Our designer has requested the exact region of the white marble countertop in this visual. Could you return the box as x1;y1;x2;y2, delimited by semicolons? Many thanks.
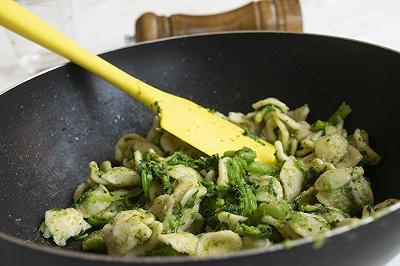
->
0;0;400;265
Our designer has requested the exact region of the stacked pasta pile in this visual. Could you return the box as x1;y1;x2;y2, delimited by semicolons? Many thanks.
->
40;98;397;256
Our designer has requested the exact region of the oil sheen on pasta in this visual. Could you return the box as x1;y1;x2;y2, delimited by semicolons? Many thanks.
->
39;98;398;256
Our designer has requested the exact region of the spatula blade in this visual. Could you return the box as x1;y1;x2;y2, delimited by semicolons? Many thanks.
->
155;96;276;164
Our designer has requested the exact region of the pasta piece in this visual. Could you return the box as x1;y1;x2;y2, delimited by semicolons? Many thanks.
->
316;190;354;214
40;208;91;246
336;218;361;227
374;199;399;212
261;116;277;143
314;133;348;164
101;209;154;255
148;195;175;221
127;221;164;256
284;212;329;238
228;112;257;132
316;176;373;214
279;157;305;201
249;175;284;203
252;97;289;113
299;153;315;163
335;116;344;133
362;205;375;219
117;209;155;225
167;165;202;181
288;104;310;122
348;177;374;209
352;129;381;165
115;133;163;162
146;116;162;145
158;233;198;255
100;161;112;172
336;145;363;168
217;157;230;186
274;141;289;161
302;204;347;227
295;187;318;206
274;116;290;152
76;185;113;218
179;201;202;231
324;125;338;136
217;211;248;226
73;182;90;203
289;138;298;157
133;150;142;169
242;236;270;249
102;221;152;255
296;121;313;141
88;161;140;188
314;167;364;192
195;230;242;256
273;111;302;130
101;167;140;188
205;169;217;182
169;176;199;205
148;180;162;203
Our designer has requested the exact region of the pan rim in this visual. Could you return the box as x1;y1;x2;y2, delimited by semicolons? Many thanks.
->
1;30;400;263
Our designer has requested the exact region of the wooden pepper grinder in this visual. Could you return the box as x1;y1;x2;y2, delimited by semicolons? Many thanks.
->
135;0;302;42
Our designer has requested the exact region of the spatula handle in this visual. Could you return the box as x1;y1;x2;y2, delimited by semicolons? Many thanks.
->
0;0;165;111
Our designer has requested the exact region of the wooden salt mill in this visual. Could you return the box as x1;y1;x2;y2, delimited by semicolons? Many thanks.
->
135;0;302;42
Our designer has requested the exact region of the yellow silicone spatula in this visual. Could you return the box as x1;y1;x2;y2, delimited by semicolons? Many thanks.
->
0;0;276;164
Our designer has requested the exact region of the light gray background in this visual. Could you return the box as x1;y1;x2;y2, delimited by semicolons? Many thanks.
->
0;1;399;264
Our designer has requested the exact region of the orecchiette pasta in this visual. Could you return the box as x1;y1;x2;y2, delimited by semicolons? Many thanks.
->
40;208;91;246
279;158;305;201
158;233;198;255
41;97;396;258
195;230;242;256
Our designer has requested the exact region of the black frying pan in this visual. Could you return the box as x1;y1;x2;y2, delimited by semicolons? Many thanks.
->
1;32;400;266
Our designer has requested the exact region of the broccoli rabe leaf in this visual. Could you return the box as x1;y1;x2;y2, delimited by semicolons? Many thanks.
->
226;157;246;185
195;154;220;170
233;224;283;242
82;230;107;253
138;160;170;195
164;152;198;168
163;151;220;172
237;185;257;217
138;162;154;197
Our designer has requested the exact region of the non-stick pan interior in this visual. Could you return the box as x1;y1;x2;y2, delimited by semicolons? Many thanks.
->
1;32;400;249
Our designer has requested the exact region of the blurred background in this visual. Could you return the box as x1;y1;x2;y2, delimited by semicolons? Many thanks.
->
0;0;400;92
0;0;399;265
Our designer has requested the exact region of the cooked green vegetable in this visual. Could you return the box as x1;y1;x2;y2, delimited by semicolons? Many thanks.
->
327;103;352;125
82;230;107;253
311;103;352;131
